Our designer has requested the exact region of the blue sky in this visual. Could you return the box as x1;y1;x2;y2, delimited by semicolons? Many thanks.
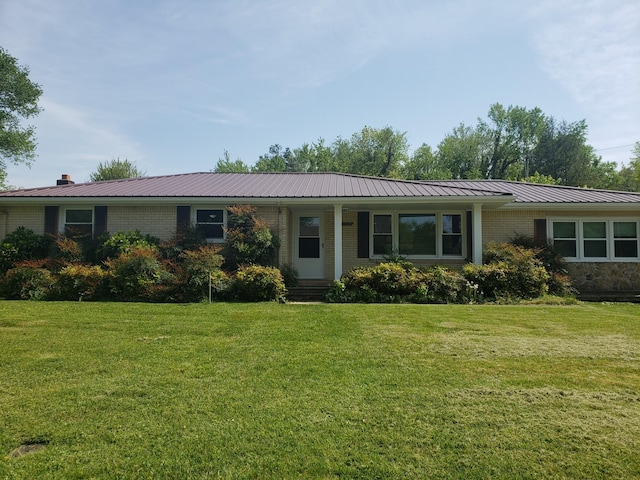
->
1;0;638;188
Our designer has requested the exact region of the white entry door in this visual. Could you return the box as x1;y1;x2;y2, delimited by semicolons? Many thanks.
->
294;214;324;279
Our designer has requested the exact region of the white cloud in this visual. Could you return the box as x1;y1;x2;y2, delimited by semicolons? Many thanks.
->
529;0;640;162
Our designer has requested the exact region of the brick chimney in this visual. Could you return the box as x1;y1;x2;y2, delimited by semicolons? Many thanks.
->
57;174;75;185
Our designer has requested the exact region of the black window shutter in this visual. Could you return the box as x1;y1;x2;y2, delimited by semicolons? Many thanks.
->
466;211;473;261
176;206;191;232
357;211;370;258
44;206;59;237
94;206;108;238
534;219;547;246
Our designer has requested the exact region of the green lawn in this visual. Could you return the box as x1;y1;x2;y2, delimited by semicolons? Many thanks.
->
1;301;638;479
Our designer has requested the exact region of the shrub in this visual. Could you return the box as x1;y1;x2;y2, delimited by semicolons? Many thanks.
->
55;264;110;301
510;233;569;276
0;262;56;300
279;263;299;288
53;237;84;265
223;205;278;269
96;231;160;262
104;246;173;302
463;242;549;300
172;245;226;302
0;227;53;274
342;262;422;298
230;265;286;302
419;266;470;304
331;262;472;304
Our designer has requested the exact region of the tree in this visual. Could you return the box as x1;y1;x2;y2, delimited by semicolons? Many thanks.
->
529;119;614;188
477;104;547;180
0;47;43;186
336;126;409;177
213;150;250;173
617;142;640;192
435;124;484;179
89;157;145;182
401;143;451;180
252;144;288;172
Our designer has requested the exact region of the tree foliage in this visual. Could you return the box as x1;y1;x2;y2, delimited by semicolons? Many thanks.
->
213;104;634;190
0;47;43;185
89;157;145;182
213;150;250;173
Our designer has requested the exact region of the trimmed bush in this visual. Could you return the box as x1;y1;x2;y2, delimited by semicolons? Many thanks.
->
173;245;226;302
418;266;471;304
55;264;110;301
329;262;473;304
230;265;286;302
104;246;173;302
462;242;549;300
0;227;52;274
0;262;56;300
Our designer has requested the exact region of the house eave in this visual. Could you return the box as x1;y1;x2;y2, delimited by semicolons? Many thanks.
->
502;202;640;211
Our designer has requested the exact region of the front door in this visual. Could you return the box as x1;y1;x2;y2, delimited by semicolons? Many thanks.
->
294;214;324;279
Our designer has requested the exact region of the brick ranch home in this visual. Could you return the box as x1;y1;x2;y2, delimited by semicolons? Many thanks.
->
1;172;640;292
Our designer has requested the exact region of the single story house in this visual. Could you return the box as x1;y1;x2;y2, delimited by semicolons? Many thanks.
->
1;172;640;292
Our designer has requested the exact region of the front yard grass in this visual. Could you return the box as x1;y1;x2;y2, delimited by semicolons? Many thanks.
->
1;301;638;479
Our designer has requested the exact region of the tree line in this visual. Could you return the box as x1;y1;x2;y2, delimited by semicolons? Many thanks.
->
214;104;640;191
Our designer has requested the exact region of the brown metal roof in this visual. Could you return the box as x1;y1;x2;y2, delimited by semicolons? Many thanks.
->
1;173;639;205
422;180;640;204
0;172;510;199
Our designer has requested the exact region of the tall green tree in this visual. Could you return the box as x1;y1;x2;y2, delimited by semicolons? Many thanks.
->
435;124;484;179
477;104;547;180
252;144;289;172
529;119;615;188
337;126;409;177
617;142;640;192
0;47;43;187
401;144;450;180
89;158;145;182
213;150;250;173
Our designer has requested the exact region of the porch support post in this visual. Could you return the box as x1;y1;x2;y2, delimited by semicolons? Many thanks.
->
472;203;483;264
333;204;343;280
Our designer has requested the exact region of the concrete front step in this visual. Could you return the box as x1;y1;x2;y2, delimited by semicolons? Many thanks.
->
287;286;330;302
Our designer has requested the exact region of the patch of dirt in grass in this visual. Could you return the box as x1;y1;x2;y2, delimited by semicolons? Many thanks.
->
8;440;48;458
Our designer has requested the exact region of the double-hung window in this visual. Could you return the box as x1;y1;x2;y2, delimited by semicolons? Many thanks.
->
64;208;93;238
372;212;464;258
196;208;225;241
551;219;639;261
373;214;393;255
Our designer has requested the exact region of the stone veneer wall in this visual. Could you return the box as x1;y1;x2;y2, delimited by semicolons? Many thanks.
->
567;263;640;291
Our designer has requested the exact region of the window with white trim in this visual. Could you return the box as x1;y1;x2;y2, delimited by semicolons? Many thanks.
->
195;208;225;241
371;212;464;258
63;208;93;238
551;219;639;261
